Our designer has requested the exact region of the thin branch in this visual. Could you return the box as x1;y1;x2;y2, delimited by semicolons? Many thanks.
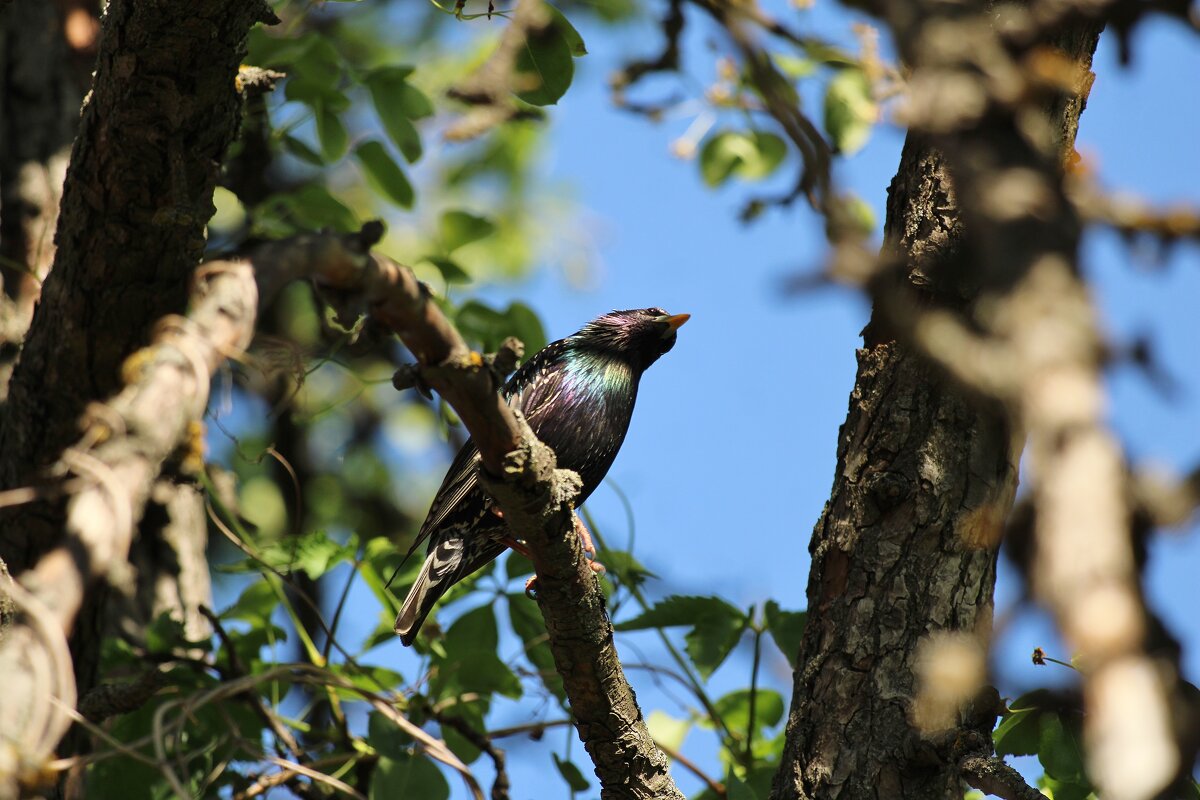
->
959;755;1044;800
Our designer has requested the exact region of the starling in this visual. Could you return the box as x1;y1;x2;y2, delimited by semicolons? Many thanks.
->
394;308;689;645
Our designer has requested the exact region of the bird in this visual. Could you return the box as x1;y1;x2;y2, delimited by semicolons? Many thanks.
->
394;307;690;645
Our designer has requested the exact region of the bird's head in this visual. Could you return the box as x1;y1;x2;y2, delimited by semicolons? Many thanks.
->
572;308;690;371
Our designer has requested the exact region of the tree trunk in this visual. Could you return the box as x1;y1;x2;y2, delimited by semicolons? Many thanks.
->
771;20;1104;800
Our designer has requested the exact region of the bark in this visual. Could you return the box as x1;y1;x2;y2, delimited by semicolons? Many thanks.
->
0;0;276;570
771;19;1104;800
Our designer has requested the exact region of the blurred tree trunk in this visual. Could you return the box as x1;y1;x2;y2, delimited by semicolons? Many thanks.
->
770;21;1104;800
0;4;272;786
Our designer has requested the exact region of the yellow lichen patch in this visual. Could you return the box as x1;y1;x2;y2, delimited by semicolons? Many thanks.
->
181;420;206;475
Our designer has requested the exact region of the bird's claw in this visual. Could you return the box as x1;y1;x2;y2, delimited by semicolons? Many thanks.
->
524;575;539;599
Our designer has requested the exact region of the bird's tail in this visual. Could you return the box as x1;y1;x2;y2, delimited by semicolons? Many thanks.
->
394;539;462;646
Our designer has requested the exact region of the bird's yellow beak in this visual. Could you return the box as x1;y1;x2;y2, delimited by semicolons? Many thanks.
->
661;313;690;332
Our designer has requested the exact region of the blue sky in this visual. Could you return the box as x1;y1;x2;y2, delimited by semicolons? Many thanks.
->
227;6;1200;797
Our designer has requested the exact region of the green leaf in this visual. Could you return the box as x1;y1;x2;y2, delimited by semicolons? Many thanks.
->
355;141;415;208
506;551;534;579
1038;712;1087;784
699;131;788;187
763;601;807;668
508;592;564;700
710;688;785;734
647;711;690;752
772;52;817;79
221;581;279;625
439;604;522;699
552;753;590;792
615;595;748;678
725;768;762;800
546;4;587;56
1037;774;1095;800
370;755;449;800
282;134;325;166
367;710;414;759
284;185;359;232
503;301;546;354
423;256;472;284
365;66;430;163
439;210;497;253
823;67;876;155
315;102;349;162
993;706;1040;757
455;300;508;349
515;20;575;106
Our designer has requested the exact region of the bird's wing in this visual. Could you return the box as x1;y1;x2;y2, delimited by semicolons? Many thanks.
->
407;339;573;558
407;439;485;557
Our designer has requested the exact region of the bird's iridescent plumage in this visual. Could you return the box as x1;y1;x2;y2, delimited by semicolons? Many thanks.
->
394;308;688;645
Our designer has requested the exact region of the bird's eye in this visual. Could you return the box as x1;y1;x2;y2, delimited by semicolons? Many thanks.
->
646;307;667;317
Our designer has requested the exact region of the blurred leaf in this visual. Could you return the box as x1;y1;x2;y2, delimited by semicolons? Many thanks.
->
280;185;359;233
764;601;807;668
144;613;188;655
1037;774;1095;800
220;530;354;580
456;300;508;350
614;595;747;678
553;753;590;792
504;301;547;353
439;210;497;253
370;755;449;800
773;53;817;79
506;551;534;579
830;192;876;236
802;40;859;67
423;256;472;284
595;548;657;589
725;767;762;800
994;706;1040;757
356;141;415;208
709;688;785;734
315;102;349;162
823;67;876;155
546;4;587;56
1038;712;1087;784
365;66;429;162
647;710;690;751
440;702;487;764
515;18;575;106
220;580;278;624
368;710;414;759
508;591;565;700
282;134;324;166
699;131;787;187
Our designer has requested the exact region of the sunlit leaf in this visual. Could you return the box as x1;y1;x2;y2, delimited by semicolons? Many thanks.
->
709;688;785;734
823;67;876;155
365;66;430;162
282;134;324;166
699;131;788;187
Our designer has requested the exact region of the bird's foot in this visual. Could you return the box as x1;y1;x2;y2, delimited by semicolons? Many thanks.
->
573;515;597;559
524;575;539;599
499;535;533;560
574;515;606;573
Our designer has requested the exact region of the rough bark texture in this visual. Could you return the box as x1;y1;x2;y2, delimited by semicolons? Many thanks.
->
771;19;1104;800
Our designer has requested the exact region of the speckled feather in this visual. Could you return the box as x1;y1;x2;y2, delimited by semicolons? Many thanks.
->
394;308;685;645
